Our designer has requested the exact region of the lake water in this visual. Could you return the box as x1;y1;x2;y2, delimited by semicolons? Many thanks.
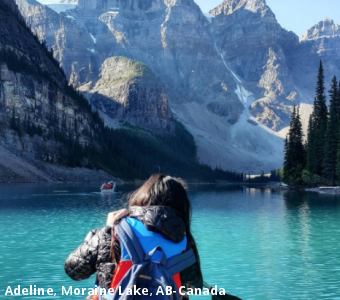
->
1;184;340;300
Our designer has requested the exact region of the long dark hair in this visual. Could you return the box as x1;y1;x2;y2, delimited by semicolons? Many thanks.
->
110;174;198;268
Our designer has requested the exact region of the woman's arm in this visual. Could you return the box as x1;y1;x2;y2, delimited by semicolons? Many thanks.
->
64;209;128;282
64;228;101;281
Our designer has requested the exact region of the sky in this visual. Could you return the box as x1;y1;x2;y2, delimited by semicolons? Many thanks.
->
38;0;340;38
196;0;340;37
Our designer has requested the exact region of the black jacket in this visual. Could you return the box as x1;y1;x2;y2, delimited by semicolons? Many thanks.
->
64;206;203;291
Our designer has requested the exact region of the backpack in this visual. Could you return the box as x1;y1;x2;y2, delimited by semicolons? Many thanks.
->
100;218;197;300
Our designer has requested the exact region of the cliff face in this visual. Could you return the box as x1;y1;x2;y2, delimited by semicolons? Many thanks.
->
0;0;94;175
210;0;300;131
84;57;174;132
0;0;84;129
15;0;61;47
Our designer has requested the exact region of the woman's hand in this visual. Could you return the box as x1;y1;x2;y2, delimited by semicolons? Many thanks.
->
106;209;128;225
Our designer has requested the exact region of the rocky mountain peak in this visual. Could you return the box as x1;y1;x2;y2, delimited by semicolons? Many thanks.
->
209;0;269;16
76;0;199;13
300;18;340;41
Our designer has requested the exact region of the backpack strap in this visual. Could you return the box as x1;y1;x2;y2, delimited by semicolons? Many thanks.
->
145;246;167;266
115;218;145;264
165;248;197;275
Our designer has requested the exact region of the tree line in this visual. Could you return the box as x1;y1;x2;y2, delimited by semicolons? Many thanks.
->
283;61;340;186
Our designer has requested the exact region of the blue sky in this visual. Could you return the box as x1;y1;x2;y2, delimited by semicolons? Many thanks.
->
196;0;340;37
38;0;340;37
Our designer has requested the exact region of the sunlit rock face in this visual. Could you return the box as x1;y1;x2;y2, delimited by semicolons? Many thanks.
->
301;18;340;42
83;57;174;132
210;0;300;131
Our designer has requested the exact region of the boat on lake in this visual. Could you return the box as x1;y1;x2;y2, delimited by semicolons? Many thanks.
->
100;181;120;193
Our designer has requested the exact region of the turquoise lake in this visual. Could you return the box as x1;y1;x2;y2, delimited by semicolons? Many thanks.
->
1;184;340;300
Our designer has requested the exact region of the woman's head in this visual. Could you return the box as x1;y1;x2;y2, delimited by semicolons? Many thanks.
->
111;174;197;264
128;174;191;225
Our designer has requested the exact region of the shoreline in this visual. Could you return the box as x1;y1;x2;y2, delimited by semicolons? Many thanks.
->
305;186;340;195
273;183;340;195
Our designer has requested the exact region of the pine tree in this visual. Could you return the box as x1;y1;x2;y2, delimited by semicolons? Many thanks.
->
283;136;290;183
283;106;305;184
313;60;328;175
323;76;339;182
291;106;305;181
306;101;317;174
336;80;340;181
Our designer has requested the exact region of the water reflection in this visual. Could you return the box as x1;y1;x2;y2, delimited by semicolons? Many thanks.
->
282;190;340;299
283;190;340;208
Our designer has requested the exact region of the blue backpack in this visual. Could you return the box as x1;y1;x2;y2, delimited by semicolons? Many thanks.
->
101;218;197;300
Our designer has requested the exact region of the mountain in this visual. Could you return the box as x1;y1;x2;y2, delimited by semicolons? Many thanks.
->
210;0;340;135
288;18;340;101
210;0;300;132
301;18;340;42
1;0;234;182
14;0;340;173
15;0;285;173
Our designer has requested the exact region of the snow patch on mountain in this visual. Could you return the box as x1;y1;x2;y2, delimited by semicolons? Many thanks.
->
219;52;252;107
90;34;97;44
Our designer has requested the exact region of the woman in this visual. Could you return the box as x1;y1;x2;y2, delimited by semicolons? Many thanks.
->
64;174;203;298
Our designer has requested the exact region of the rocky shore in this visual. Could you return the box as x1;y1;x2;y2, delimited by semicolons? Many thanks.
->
305;186;340;195
269;183;340;195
